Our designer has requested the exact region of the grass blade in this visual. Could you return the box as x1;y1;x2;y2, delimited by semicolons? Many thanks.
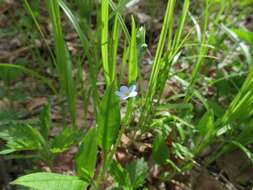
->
139;0;176;127
128;16;138;85
0;63;56;93
110;14;120;82
46;0;77;124
101;0;110;84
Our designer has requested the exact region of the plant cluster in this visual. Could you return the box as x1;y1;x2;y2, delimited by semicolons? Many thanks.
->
0;0;253;189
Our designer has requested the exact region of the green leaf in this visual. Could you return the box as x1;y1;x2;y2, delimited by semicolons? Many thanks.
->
194;110;216;155
0;109;20;122
165;159;182;172
0;64;23;82
128;16;138;85
126;158;148;189
76;0;92;20
222;25;252;65
197;110;215;136
232;28;253;44
240;0;253;6
207;100;225;118
97;84;120;153
46;0;77;123
58;0;90;57
110;14;120;82
39;104;51;140
172;143;193;160
236;120;253;145
231;141;253;163
0;63;56;93
50;127;82;154
152;135;170;165
12;172;87;190
139;0;177;126
75;127;97;178
110;158;148;189
0;124;44;154
109;0;131;43
110;160;130;188
101;0;110;84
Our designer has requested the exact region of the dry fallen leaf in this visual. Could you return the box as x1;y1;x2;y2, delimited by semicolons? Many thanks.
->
26;97;47;112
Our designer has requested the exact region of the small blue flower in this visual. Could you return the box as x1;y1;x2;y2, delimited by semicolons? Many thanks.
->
115;85;138;100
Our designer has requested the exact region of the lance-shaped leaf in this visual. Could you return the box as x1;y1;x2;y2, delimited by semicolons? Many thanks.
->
101;0;110;84
97;84;120;153
75;127;98;179
12;172;87;190
128;16;138;85
194;110;216;155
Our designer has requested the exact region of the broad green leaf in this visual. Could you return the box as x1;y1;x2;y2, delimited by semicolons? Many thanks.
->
152;135;170;165
75;127;97;178
39;104;51;140
12;172;87;190
50;127;82;154
97;84;120;153
126;158;148;189
128;16;138;85
0;124;44;154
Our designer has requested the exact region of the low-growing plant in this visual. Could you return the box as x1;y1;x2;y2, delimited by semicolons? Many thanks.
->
0;0;253;189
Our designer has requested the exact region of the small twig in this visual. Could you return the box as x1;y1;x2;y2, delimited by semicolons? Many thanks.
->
0;45;34;60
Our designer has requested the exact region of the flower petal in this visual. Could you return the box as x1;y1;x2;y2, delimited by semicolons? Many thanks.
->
120;86;129;93
115;91;124;97
121;96;128;100
129;91;138;98
129;85;137;93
